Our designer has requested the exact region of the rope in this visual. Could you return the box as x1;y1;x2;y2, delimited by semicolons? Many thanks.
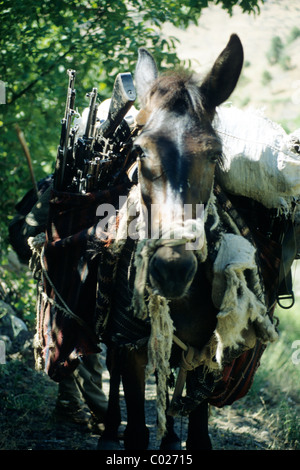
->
132;219;204;321
28;234;97;340
131;218;206;438
145;293;174;439
169;335;207;416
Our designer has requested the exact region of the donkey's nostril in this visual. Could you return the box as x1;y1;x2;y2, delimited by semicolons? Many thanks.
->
150;255;168;286
179;261;197;285
149;247;197;299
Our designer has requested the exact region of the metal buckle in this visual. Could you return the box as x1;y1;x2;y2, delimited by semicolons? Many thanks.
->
277;292;295;309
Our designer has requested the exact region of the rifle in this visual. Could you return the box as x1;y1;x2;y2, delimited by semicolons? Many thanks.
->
54;70;136;193
71;87;98;192
53;69;76;190
98;72;136;138
71;72;136;193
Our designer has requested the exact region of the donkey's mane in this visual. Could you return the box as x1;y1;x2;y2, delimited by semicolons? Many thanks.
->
148;71;205;116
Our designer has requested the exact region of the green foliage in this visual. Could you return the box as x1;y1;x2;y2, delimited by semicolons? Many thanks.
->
266;36;284;65
0;252;37;327
287;26;300;44
266;34;292;71
261;69;272;86
0;0;263;253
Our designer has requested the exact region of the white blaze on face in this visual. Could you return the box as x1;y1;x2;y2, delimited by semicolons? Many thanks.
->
149;186;205;251
149;183;182;240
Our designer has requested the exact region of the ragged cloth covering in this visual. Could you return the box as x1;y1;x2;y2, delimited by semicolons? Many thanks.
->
214;105;300;215
204;184;279;371
211;233;277;367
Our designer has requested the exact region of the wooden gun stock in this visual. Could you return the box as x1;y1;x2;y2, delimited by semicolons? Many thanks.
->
99;72;136;138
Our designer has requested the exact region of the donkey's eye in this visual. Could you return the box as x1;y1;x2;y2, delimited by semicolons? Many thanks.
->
139;148;150;160
133;144;143;155
209;152;221;163
133;143;148;160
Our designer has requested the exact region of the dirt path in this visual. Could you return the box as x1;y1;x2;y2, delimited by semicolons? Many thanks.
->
0;343;295;452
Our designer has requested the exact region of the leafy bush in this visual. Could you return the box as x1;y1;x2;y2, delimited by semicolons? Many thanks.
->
287;26;300;43
261;70;273;86
266;34;292;70
267;36;285;65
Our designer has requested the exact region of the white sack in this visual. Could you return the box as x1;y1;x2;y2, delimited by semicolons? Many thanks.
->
213;105;300;214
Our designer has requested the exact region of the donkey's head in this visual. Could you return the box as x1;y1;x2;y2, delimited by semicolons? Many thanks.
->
133;35;243;299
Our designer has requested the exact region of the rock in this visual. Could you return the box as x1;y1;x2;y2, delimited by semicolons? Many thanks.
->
0;300;28;340
7;251;23;272
11;329;33;358
0;300;33;364
0;334;12;353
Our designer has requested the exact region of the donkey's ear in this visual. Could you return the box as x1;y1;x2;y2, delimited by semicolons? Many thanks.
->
135;48;158;107
200;34;243;110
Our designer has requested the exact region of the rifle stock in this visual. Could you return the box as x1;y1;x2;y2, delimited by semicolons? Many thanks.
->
99;72;136;138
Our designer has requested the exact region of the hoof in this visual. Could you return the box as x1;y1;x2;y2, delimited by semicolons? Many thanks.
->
160;441;182;450
186;436;212;450
160;436;181;450
97;438;122;450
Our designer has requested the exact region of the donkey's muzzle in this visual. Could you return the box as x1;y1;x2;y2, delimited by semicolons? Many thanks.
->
149;245;197;299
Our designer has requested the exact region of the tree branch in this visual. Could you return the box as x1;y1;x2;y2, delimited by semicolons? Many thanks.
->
8;45;76;105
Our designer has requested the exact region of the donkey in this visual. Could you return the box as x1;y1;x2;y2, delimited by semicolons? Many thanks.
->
100;34;245;450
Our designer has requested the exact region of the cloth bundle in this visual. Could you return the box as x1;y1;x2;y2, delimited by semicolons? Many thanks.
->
214;105;300;215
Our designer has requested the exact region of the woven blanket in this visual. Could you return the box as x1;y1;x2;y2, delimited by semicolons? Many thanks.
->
34;184;129;381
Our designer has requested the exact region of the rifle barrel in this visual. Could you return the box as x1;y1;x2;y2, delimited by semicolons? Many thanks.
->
54;69;77;190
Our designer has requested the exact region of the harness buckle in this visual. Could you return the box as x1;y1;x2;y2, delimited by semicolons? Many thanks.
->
277;292;295;310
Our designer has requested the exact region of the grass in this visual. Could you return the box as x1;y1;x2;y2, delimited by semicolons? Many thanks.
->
0;249;37;328
0;359;58;450
242;267;300;449
209;263;300;450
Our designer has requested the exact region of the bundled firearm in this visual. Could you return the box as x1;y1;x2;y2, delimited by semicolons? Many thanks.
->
53;69;136;193
54;69;76;191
